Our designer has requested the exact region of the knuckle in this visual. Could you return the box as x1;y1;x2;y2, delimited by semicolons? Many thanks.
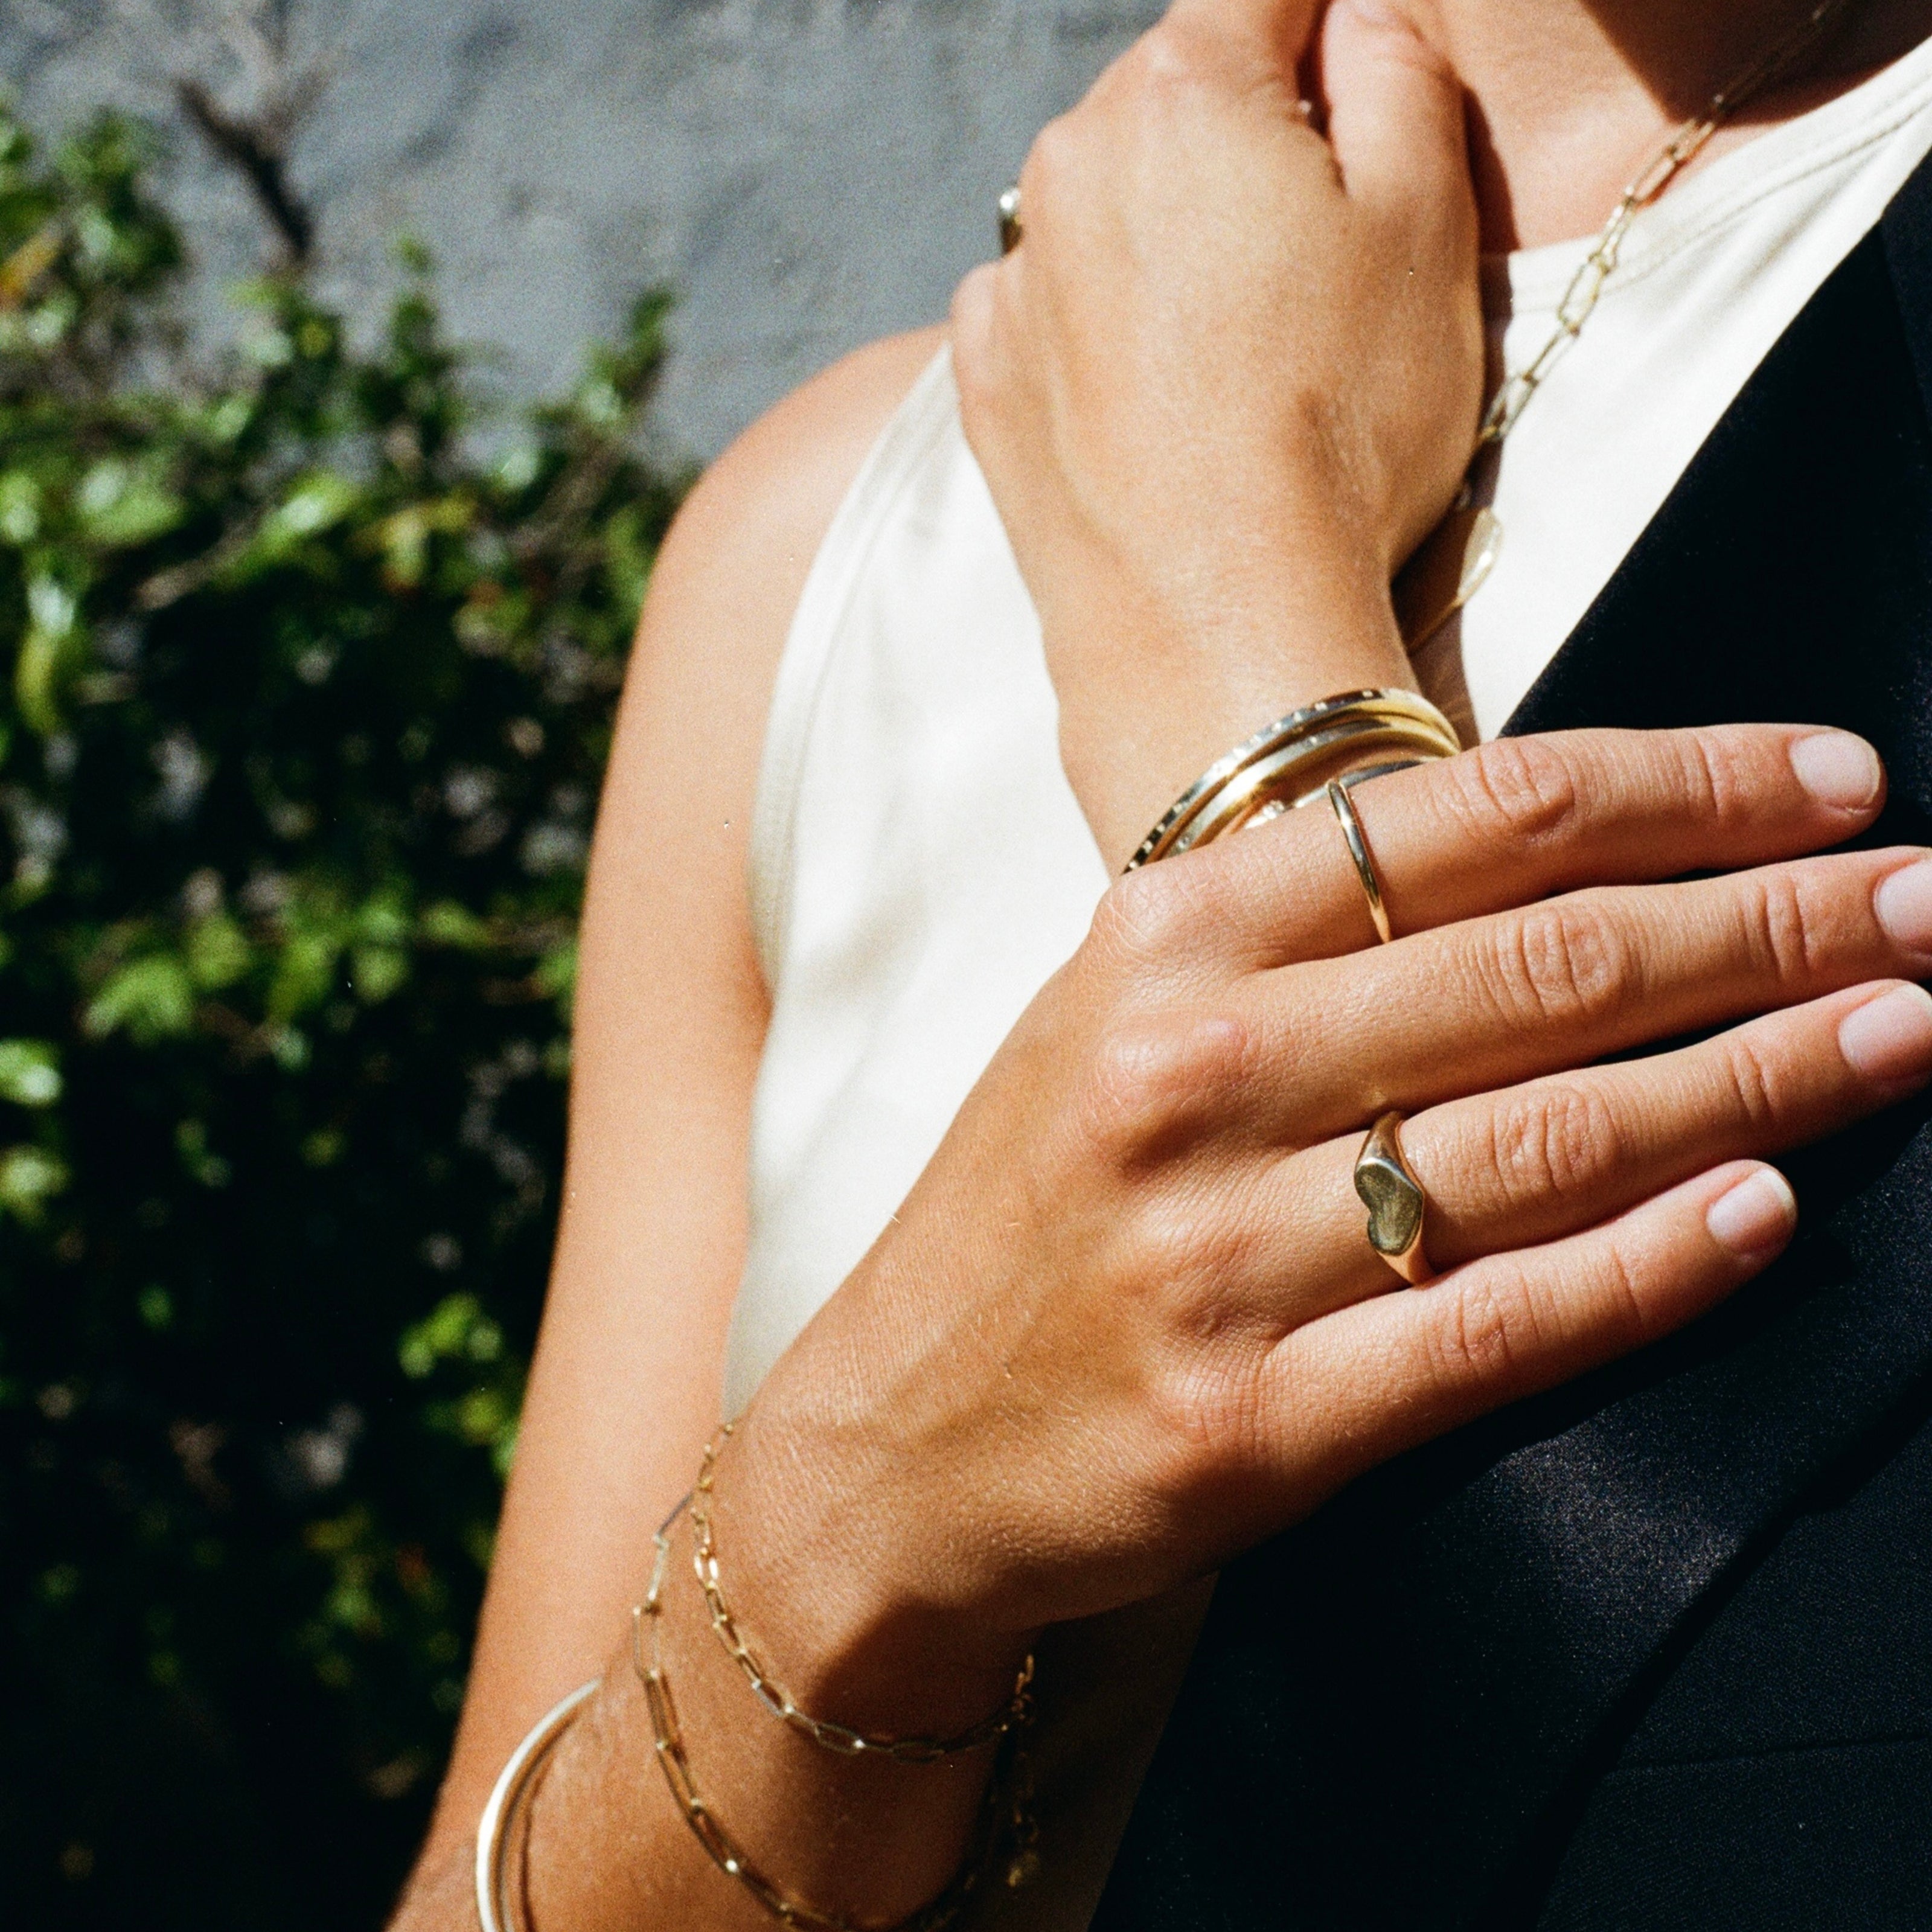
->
1022;112;1080;202
1123;24;1203;95
1674;726;1753;827
1737;866;1820;986
1431;1269;1542;1389
1713;1029;1784;1131
1486;898;1639;1030
1089;862;1212;971
1450;738;1584;851
1076;1007;1250;1163
1488;1081;1620;1208
1431;1229;1663;1400
1121;1196;1237;1314
1101;1213;1282;1492
1142;1347;1271;1493
1589;1235;1654;1343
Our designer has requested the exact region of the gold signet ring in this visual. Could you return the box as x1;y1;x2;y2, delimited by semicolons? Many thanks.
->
998;185;1023;255
1354;1111;1433;1286
1327;776;1393;945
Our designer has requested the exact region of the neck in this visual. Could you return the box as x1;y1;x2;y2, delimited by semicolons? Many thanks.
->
1398;0;1932;249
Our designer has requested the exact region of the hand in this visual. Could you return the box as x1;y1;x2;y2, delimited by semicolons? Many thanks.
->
717;727;1932;1737
952;0;1483;864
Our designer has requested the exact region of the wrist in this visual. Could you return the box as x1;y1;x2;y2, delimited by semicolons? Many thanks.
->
1046;543;1415;869
700;1400;1039;1748
561;1485;1010;1931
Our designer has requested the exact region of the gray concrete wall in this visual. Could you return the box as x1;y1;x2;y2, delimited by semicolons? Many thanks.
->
2;0;1159;459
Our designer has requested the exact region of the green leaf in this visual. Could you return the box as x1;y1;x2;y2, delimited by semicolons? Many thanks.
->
16;573;81;734
268;930;341;1021
185;912;252;991
0;100;683;1889
534;938;577;1005
353;894;411;948
0;1039;60;1107
601;501;655;625
398;1293;484;1379
350;944;408;1003
242;471;362;570
15;623;66;736
0;1144;68;1221
83;955;195;1043
173;1118;231;1188
76;458;184;548
0;472;42;545
418;901;488;950
269;1026;310;1072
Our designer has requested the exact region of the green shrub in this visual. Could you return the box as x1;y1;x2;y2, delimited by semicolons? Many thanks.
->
0;104;685;1925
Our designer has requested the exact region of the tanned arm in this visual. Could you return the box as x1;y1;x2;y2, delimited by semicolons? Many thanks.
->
394;324;944;1925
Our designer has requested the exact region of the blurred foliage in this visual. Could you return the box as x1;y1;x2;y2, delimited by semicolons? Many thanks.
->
0;104;685;1925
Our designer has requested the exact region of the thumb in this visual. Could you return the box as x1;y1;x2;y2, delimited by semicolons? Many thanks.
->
1320;0;1471;216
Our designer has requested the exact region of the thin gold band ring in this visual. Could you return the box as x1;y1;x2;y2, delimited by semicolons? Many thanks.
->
1326;776;1393;945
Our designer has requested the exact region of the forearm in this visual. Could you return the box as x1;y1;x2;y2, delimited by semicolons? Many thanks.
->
396;1243;1044;1932
501;1496;1005;1932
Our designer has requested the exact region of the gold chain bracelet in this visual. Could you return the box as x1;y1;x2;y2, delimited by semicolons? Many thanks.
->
635;1501;1040;1930
690;1425;1035;1764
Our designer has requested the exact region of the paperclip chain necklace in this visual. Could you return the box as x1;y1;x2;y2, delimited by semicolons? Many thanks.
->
1395;0;1860;648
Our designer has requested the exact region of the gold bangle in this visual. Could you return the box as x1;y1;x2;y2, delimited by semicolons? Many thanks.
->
635;1502;1040;1931
475;1678;599;1932
689;1424;1034;1762
1180;719;1454;850
1124;688;1459;871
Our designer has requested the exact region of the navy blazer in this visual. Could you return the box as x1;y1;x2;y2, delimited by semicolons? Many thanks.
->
1095;145;1932;1932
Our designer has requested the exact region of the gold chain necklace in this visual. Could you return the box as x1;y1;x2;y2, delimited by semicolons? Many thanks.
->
1395;0;1861;648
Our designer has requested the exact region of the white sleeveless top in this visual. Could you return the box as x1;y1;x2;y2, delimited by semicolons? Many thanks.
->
724;38;1932;1927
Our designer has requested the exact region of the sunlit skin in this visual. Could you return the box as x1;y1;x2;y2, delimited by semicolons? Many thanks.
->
391;4;1932;1927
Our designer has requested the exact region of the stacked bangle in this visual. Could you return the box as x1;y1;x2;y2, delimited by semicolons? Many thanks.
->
1124;687;1460;871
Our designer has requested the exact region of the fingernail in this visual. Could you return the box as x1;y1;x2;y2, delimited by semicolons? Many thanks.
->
1875;861;1932;955
1706;1168;1797;1258
1838;981;1932;1081
1790;731;1882;809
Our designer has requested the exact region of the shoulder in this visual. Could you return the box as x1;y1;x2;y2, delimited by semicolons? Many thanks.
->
587;320;951;1011
598;319;949;985
639;322;949;699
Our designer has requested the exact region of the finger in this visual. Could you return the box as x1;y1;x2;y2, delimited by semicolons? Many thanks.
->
1238;844;1932;1138
1117;724;1887;974
1317;0;1468;217
1162;0;1323;72
1252;979;1932;1320
1259;1160;1796;1505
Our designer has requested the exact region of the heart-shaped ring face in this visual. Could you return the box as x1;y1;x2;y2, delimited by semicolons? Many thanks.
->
1355;1150;1424;1258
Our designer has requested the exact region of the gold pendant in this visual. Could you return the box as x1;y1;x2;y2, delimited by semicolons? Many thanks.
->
1394;500;1502;650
